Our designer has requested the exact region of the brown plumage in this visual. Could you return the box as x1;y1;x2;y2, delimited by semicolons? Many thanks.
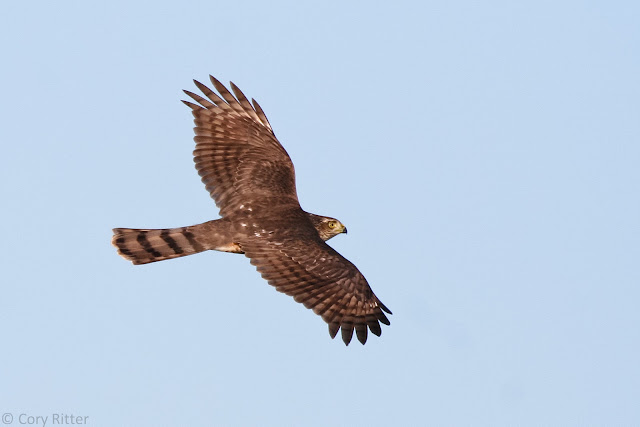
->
112;76;391;345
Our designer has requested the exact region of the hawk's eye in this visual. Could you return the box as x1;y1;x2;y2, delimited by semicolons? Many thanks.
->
327;221;337;229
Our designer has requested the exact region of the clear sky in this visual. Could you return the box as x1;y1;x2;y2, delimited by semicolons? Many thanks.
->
1;1;639;426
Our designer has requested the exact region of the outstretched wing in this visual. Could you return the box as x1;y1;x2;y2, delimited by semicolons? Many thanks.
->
241;234;392;345
183;76;300;217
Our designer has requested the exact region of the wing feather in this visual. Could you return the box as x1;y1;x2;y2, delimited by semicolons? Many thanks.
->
193;79;232;111
230;82;262;125
208;75;247;115
251;99;273;131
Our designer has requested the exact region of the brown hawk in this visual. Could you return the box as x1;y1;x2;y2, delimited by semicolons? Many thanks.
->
112;76;391;345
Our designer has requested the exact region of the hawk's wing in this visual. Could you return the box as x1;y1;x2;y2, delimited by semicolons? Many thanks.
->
183;76;300;217
241;234;392;345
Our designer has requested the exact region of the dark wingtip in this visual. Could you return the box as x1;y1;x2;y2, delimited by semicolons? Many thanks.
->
209;74;225;89
376;310;391;326
369;323;382;337
355;326;368;344
181;100;200;110
379;301;392;315
328;323;340;339
341;325;354;345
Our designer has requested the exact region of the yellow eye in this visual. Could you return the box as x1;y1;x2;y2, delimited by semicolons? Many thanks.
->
327;221;337;229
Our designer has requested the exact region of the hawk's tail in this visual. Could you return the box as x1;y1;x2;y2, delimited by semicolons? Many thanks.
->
112;226;208;265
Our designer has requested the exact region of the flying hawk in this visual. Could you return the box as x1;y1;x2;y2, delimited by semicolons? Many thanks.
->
112;76;391;345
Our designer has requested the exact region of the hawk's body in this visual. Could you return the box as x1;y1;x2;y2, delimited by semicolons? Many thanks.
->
112;76;391;345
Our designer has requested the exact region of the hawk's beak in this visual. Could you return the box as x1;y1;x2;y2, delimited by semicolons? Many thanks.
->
342;227;348;234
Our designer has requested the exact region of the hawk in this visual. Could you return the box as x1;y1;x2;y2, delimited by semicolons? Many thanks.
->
112;76;391;345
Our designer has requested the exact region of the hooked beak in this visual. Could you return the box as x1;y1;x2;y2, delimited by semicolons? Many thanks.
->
342;226;348;234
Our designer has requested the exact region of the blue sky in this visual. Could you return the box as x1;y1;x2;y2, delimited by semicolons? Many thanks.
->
1;1;639;425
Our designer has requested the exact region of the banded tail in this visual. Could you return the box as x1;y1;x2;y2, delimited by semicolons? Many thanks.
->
112;226;208;265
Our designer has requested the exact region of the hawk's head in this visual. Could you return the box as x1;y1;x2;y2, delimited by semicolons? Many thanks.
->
307;214;348;241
